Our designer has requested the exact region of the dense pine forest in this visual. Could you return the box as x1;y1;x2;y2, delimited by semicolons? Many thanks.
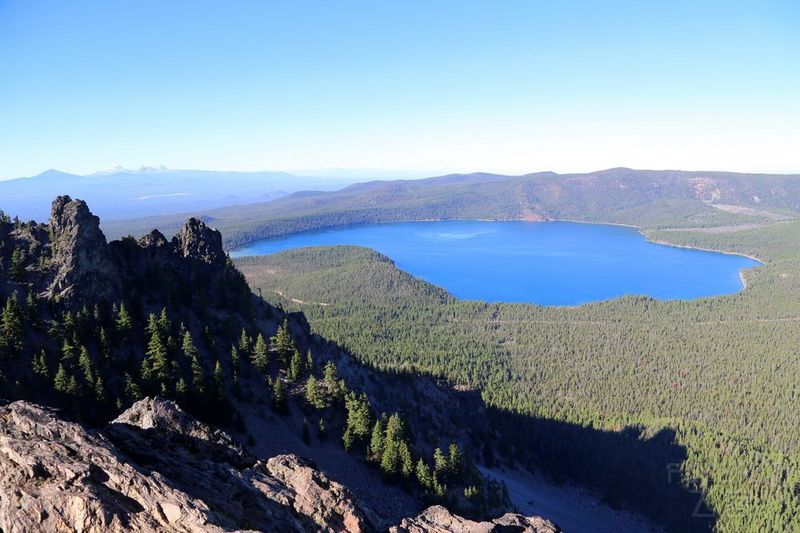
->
236;216;800;532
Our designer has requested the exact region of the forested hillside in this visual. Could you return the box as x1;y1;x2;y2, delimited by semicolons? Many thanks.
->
103;168;800;248
236;217;800;532
0;197;528;527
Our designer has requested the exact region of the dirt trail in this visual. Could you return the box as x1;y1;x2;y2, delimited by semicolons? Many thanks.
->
274;289;330;306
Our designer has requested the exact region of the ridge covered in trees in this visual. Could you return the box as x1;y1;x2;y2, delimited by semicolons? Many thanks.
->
0;198;509;522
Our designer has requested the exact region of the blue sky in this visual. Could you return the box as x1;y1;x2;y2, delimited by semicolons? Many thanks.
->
1;0;798;180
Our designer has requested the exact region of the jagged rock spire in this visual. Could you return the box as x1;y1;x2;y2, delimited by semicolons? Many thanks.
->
46;195;119;302
171;217;226;266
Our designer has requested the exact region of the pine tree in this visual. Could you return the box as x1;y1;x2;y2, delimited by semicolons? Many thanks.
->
142;330;171;386
230;345;240;382
124;373;143;402
272;377;287;412
305;375;328;409
24;289;38;325
271;319;294;365
448;442;463;479
94;375;105;402
32;349;49;377
323;360;338;383
115;302;133;342
416;458;432;489
238;328;251;355
380;439;400;477
176;377;188;397
182;331;198;360
61;339;76;363
369;414;387;461
98;327;111;360
288;348;304;381
399;441;414;479
252;333;269;373
343;392;373;449
9;246;25;280
78;346;95;385
433;447;448;477
0;295;23;356
190;354;205;393
432;473;447;498
53;364;70;394
306;349;314;370
214;360;225;400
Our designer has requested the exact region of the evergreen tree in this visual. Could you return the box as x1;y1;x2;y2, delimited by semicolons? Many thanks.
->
190;354;205;393
115;303;133;341
433;447;448;477
9;246;25;280
305;375;328;409
380;438;400;477
78;346;95;385
369;414;387;461
323;360;338;383
182;331;198;360
238;328;251;355
252;333;269;373
271;319;294;365
214;360;225;400
343;392;373;449
272;377;287;412
94;375;105;402
60;339;76;363
448;442;463;479
98;327;111;360
124;373;142;402
230;345;240;382
142;330;171;386
53;364;70;394
176;377;188;397
32;349;49;377
416;458;432;490
0;295;23;356
288;348;303;381
399;441;414;479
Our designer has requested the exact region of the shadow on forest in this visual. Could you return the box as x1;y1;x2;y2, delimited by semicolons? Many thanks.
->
484;407;717;533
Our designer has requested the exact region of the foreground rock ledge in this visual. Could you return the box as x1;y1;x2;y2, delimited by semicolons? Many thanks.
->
390;505;561;533
0;398;559;532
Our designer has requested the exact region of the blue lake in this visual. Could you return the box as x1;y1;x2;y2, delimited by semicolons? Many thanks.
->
231;220;761;306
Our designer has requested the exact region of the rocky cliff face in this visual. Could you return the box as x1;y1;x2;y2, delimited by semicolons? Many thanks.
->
172;217;227;266
47;195;120;302
0;398;559;533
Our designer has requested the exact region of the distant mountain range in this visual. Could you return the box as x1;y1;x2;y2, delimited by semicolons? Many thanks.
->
0;167;356;221
96;167;800;248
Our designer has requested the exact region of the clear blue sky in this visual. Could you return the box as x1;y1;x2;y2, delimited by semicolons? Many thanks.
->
1;0;798;179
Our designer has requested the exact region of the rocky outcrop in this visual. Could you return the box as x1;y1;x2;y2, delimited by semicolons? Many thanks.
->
390;505;561;533
0;400;214;533
172;217;226;266
46;195;119;301
0;398;374;532
266;454;373;532
0;398;557;532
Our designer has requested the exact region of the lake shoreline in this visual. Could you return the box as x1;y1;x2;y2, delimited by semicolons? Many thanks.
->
232;218;759;305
